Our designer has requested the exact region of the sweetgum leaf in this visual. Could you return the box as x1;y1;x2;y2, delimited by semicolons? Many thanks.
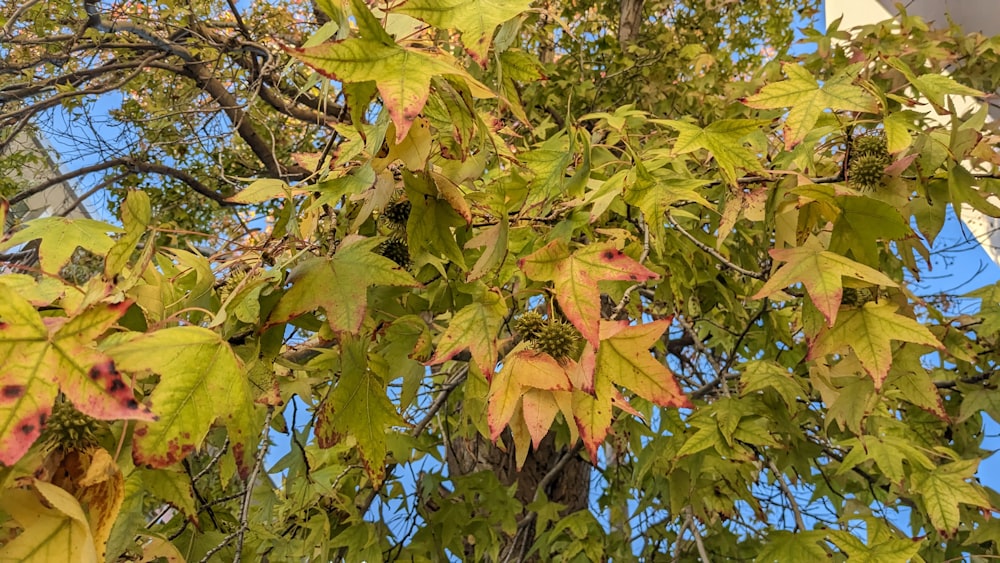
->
655;119;766;185
0;286;154;466
597;320;690;409
744;64;877;148
809;302;942;388
426;286;507;377
315;336;401;486
286;39;492;142
394;0;532;65
519;241;658;346
106;327;256;476
488;347;571;440
0;217;122;274
752;239;897;327
0;480;97;562
911;460;991;538
267;236;419;334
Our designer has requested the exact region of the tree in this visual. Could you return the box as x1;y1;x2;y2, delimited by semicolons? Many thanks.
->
1;0;1000;560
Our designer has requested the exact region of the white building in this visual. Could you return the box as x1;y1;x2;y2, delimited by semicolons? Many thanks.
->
825;0;1000;267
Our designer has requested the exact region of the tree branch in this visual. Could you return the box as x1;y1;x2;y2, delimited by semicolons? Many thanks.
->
666;211;767;280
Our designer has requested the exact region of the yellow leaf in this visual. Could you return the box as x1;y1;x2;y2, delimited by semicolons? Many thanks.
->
0;480;97;563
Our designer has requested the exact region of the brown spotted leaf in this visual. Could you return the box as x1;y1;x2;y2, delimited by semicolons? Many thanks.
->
106;327;256;476
0;285;154;466
519;241;659;346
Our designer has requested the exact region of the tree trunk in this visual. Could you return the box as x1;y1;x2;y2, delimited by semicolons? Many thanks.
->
446;431;590;559
619;0;644;45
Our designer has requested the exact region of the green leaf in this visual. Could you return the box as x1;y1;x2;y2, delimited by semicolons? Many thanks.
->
105;190;151;278
394;0;532;65
656;119;767;185
106;327;256;475
757;530;829;562
287;39;491;142
744;64;877;147
828;529;922;562
740;360;803;409
966;281;1000;335
810;302;942;388
315;335;402;486
519;241;659;346
829;196;912;267
0;217;122;274
911;460;991;538
753;238;897;327
268;236;419;334
427;286;507;377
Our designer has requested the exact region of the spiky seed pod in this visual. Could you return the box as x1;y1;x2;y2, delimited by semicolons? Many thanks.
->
41;400;102;451
514;311;546;340
841;287;875;307
377;238;411;268
533;321;581;360
848;153;886;192
852;133;890;165
382;200;411;228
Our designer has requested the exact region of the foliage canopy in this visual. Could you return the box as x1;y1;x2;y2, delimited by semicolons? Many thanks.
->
2;0;1000;560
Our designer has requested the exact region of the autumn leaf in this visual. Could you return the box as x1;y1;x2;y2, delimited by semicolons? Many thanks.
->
521;388;560;450
809;302;942;388
519;241;658;346
572;370;615;463
0;480;98;562
76;448;125;561
315;335;402;486
0;217;122;275
488;346;571;440
394;0;532;65
743;64;877;148
752;239;898;327
105;327;256;475
597;320;690;409
267;236;419;334
286;39;492;142
427;286;508;377
0;287;155;466
655;119;767;185
911;459;992;538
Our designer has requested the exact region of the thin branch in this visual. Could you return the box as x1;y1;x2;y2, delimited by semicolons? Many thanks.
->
610;211;651;319
683;507;711;563
232;405;274;563
767;459;806;531
665;211;766;280
411;367;468;438
192;437;230;483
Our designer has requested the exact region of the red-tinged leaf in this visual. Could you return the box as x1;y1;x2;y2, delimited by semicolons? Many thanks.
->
393;0;532;66
809;302;943;389
520;241;659;346
573;372;614;464
752;239;897;327
521;389;560;449
427;287;507;378
0;289;154;466
508;400;532;470
106;327;256;476
565;342;597;393
488;347;571;440
268;236;419;334
597;320;691;408
286;40;492;142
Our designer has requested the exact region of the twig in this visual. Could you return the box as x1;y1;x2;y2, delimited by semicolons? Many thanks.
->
198;530;241;563
665;211;766;280
683;507;711;563
767;459;806;531
233;405;274;563
610;212;652;320
676;315;730;397
411;367;468;438
193;437;230;483
516;440;585;530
